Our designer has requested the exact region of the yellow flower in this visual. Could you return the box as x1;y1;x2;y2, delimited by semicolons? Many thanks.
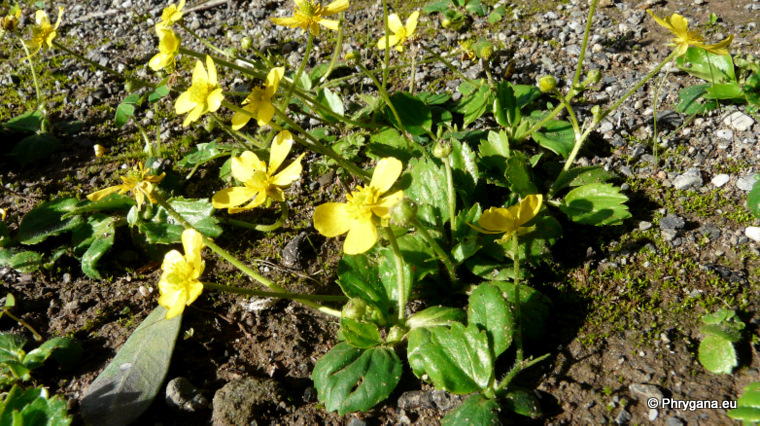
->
470;194;543;242
271;0;349;37
647;10;733;57
231;67;284;129
212;131;305;213
0;208;6;220
86;162;166;209
149;28;181;71
175;55;225;127
313;157;404;254
23;7;63;59
377;11;419;52
158;228;205;319
155;0;185;32
1;6;21;32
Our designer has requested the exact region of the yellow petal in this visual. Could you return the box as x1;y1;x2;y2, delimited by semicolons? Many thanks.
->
207;88;225;113
181;229;205;273
478;207;516;233
256;102;275;126
323;0;349;15
271;16;302;28
265;67;285;98
515;194;542;227
228;191;268;213
388;13;403;33
669;13;689;37
87;186;121;202
231;110;250;130
406;11;419;36
161;249;185;273
314;203;352;237
185;280;204;306
309;21;320;36
175;90;196;114
206;55;217;86
149;53;168;71
371;190;403;218
370;157;402;194
702;35;733;55
343;219;377;254
183;104;204;127
319;18;340;31
158;288;187;319
238;150;267;173
647;10;673;32
377;34;400;50
269;130;294;173
35;10;49;26
191;59;207;85
272;153;305;186
466;221;502;235
211;186;257;209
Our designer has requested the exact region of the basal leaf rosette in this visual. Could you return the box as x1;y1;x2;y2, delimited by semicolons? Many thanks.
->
314;157;403;254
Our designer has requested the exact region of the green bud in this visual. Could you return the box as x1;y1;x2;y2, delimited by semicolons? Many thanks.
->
538;75;557;93
391;198;417;227
473;40;493;60
204;118;216;133
342;298;368;321
584;69;602;86
433;141;452;158
441;17;452;29
241;36;253;50
344;51;360;62
386;325;407;343
591;105;602;120
124;81;134;93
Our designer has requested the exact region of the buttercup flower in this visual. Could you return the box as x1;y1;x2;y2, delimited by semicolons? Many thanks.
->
86;162;166;209
377;11;419;52
271;0;349;37
149;28;181;71
212;131;305;213
175;55;224;127
470;194;543;242
313;157;404;254
231;67;285;129
158;228;205;319
155;0;185;32
647;10;733;57
1;6;21;33
23;7;63;59
0;208;6;220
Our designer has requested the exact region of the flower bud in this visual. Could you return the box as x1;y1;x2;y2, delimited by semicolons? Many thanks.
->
204;118;216;133
433;141;452;158
441;17;452;29
391;198;417;227
386;325;406;343
584;69;602;86
591;105;601;118
538;75;557;93
344;51;360;62
473;40;493;60
342;298;368;321
240;36;252;50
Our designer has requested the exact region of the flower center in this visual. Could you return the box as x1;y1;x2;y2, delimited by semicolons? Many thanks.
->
296;0;321;17
246;169;271;192
346;185;380;222
189;81;213;104
249;86;267;103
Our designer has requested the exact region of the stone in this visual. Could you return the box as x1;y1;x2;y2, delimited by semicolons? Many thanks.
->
667;416;685;426
711;174;730;187
723;111;755;132
615;409;632;424
629;383;664;400
672;168;703;190
737;174;759;191
281;232;308;268
649;409;659;421
212;377;285;426
659;214;685;231
166;377;208;412
639;221;653;231
716;129;733;140
746;227;760;243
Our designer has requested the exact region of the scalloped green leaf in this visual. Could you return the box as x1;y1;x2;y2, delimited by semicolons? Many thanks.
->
337;255;391;314
404;157;449;228
559;183;631;226
130;197;222;244
552;166;615;193
488;280;552;341
406;307;466;330
23;338;82;371
3;110;43;133
747;177;760;219
450;139;479;198
11;133;60;166
452;80;491;127
504;152;538;197
532;120;574;158
676;47;736;83
728;382;760;422
468;283;514;357
313;343;402;415
0;335;26;364
441;394;500;426
698;334;737;374
504;388;543;418
0;385;72;426
340;318;383;349
385;92;432;136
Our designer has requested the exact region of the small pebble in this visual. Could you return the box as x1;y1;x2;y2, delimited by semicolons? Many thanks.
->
746;227;760;243
737;174;758;191
711;174;730;187
673;168;703;190
716;129;733;140
723;111;755;131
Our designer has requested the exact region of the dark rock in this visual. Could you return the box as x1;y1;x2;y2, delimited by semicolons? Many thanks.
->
166;377;208;412
212;377;285;426
281;232;308;268
615;409;632;424
659;214;685;231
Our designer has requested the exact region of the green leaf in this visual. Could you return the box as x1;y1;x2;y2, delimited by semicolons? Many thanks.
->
317;88;345;123
747;178;760;219
728;382;760;422
114;93;140;128
406;307;466;330
336;255;391;314
676;47;736;83
23;338;82;371
404;157;449;228
417;92;451;105
701;308;730;325
700;324;742;343
698;334;737;374
451;80;491;127
10;133;60;165
449;139;479;202
468;283;514;357
553;166;615;193
705;82;745;101
466;255;518;281
64;194;134;219
0;335;27;363
465;0;488;16
493;81;520;129
407;323;493;394
367;127;424;163
148;85;170;103
441;394;500;426
559;183;631;226
532;120;574;158
18;198;84;245
385;92;432;136
130;197;222;244
478;130;511;176
488;281;552;340
504;152;538;197
488;10;503;24
312;343;402;415
504;388;543;418
79;216;117;280
3;110;43;133
0;385;73;426
177;141;230;170
340;318;383;349
4;251;44;273
423;0;451;13
80;306;182;424
676;84;717;114
379;231;439;288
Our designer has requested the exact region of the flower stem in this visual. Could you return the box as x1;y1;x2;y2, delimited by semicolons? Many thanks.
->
1;309;43;342
409;217;457;285
151;192;340;317
202;282;347;304
572;0;598;87
384;228;407;322
381;0;391;91
319;12;344;85
443;157;456;237
220;202;289;232
16;35;41;108
282;32;314;112
512;235;523;365
177;22;232;59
